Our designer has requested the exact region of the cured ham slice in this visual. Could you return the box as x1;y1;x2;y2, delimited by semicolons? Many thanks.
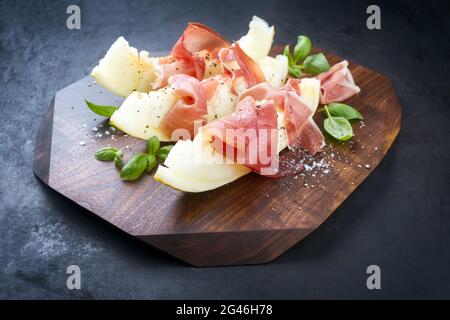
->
151;56;196;90
218;43;266;95
159;75;208;139
240;80;325;154
151;23;229;89
202;79;324;176
202;96;279;175
282;92;322;154
171;23;230;60
315;60;361;104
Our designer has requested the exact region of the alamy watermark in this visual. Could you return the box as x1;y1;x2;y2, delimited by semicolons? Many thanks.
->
66;265;81;290
66;5;81;30
366;5;381;30
366;265;381;290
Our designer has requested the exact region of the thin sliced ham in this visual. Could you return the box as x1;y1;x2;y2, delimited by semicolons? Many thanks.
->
171;22;230;59
283;92;322;153
315;60;361;104
218;43;266;95
202;96;279;175
284;78;302;96
151;56;196;90
202;80;324;176
151;23;229;89
240;81;325;154
159;75;208;139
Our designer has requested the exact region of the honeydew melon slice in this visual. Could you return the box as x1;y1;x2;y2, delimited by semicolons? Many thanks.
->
91;37;156;97
298;77;321;111
110;91;171;141
238;16;275;62
258;55;288;88
154;137;251;192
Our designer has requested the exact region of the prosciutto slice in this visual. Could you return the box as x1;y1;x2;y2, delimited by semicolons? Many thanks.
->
151;56;196;90
171;23;230;60
202;80;324;176
315;60;361;104
159;75;208;139
218;43;266;95
240;81;325;154
152;23;229;89
202;96;279;175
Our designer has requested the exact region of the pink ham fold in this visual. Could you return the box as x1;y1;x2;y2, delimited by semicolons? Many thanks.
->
152;23;229;89
202;81;324;176
316;60;361;104
202;96;279;175
159;75;208;139
283;92;324;155
152;56;196;90
218;43;266;95
240;81;324;154
171;23;230;60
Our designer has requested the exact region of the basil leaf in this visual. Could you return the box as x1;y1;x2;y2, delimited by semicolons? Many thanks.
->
146;154;157;173
323;105;353;141
158;145;173;161
283;45;294;66
120;153;148;181
85;99;118;118
302;53;330;75
294;35;312;63
324;117;353;141
114;150;123;168
288;65;302;78
95;147;118;161
326;103;363;120
147;136;160;155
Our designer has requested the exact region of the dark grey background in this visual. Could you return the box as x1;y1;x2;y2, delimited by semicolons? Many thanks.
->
0;0;449;299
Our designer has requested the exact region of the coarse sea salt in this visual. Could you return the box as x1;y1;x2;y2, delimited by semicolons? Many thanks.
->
303;158;329;172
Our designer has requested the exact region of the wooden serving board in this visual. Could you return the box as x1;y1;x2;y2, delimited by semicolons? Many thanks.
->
33;48;401;266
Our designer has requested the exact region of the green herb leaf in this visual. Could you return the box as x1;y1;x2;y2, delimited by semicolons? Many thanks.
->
120;153;148;181
325;103;363;120
95;147;118;161
146;136;160;155
302;53;330;75
85;99;118;118
324;117;353;141
294;35;312;63
146;154;157;173
158;145;173;161
114;150;123;168
323;106;353;141
283;45;294;66
288;65;302;78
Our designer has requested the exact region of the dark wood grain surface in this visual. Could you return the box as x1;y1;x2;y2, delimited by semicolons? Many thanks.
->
33;48;401;266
